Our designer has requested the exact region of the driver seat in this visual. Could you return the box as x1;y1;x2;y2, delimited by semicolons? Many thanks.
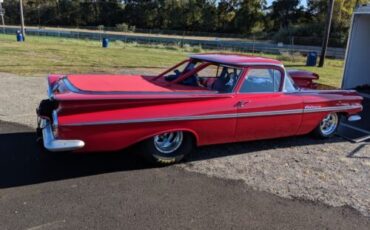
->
213;69;236;93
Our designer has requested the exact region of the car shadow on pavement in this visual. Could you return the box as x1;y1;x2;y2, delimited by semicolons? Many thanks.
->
0;121;347;189
0;131;150;189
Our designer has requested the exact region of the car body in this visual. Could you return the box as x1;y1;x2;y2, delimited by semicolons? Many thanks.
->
37;53;363;164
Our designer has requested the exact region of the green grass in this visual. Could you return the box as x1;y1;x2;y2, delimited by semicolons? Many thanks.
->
0;34;344;87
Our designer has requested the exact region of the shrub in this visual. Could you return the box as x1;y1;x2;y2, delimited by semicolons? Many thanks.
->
154;44;166;49
116;23;129;32
182;43;191;52
114;40;125;48
277;51;304;62
191;45;203;53
129;41;138;47
165;45;181;51
272;23;348;47
97;25;105;31
129;25;136;32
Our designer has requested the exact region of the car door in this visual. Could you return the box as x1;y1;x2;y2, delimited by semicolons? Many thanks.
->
235;66;303;141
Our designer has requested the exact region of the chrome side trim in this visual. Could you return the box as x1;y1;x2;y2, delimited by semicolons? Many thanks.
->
238;109;303;117
62;105;362;127
286;89;358;94
66;113;238;126
41;119;85;152
64;109;303;126
304;105;362;113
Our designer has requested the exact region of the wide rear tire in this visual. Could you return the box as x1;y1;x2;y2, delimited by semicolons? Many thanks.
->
312;112;340;139
139;131;194;165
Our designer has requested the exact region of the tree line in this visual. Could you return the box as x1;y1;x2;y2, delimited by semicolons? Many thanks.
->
2;0;367;47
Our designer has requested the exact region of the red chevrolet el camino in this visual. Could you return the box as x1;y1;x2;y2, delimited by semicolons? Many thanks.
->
37;54;363;164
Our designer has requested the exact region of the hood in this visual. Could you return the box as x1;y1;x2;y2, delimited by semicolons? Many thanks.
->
66;74;173;93
50;74;217;101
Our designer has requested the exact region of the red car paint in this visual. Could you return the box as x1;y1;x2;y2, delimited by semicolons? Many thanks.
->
40;54;363;153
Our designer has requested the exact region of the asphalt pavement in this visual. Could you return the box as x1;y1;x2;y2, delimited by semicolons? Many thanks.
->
0;120;369;230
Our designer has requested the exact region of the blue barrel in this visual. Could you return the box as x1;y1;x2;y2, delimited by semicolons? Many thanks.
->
102;38;109;48
306;51;317;66
16;32;24;42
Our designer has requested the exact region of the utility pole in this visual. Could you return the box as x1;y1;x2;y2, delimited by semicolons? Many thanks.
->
19;0;25;38
318;0;335;67
0;0;5;33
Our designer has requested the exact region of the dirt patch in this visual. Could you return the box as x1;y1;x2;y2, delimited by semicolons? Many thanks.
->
179;137;370;217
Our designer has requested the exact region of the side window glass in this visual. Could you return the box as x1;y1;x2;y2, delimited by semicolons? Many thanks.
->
284;74;298;92
212;66;242;93
240;68;282;93
196;64;219;78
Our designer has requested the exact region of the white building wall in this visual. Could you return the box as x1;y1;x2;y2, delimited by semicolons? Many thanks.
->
342;6;370;89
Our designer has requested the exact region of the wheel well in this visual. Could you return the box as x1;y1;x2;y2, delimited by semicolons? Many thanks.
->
182;130;198;147
337;112;347;119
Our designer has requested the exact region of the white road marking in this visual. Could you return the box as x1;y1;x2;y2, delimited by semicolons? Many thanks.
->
26;220;66;230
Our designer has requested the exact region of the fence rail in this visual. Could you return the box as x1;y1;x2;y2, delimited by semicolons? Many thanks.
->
0;25;346;59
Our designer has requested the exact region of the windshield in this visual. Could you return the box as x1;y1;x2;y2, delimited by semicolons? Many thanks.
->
162;59;243;93
163;60;201;83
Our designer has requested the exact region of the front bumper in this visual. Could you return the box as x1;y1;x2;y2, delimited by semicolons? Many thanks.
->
38;118;85;152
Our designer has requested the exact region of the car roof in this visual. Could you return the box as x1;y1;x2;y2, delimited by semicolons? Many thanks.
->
190;53;283;66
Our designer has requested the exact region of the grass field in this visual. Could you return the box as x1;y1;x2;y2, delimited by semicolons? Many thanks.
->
0;34;344;87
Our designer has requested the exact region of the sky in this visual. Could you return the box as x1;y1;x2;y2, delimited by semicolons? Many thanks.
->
266;0;308;7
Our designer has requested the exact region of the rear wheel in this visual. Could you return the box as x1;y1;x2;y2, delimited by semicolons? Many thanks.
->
139;131;193;165
312;112;340;139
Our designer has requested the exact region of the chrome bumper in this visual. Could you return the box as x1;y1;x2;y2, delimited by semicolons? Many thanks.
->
39;119;85;152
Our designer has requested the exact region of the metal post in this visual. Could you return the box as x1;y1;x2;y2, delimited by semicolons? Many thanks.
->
252;35;255;53
318;0;335;67
20;0;26;38
291;36;295;62
0;1;5;33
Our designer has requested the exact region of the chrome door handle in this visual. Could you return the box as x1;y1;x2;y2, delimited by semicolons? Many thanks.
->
236;101;249;108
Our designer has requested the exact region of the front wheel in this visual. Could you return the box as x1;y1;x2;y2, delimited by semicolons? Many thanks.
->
312;112;340;139
139;131;194;165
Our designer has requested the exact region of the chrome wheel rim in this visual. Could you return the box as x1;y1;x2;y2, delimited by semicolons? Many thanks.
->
154;131;183;154
320;113;338;136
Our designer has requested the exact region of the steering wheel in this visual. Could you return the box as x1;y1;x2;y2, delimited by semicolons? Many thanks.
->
174;69;181;75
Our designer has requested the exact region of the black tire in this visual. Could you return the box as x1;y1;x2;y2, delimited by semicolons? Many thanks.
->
312;112;340;139
139;131;194;165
